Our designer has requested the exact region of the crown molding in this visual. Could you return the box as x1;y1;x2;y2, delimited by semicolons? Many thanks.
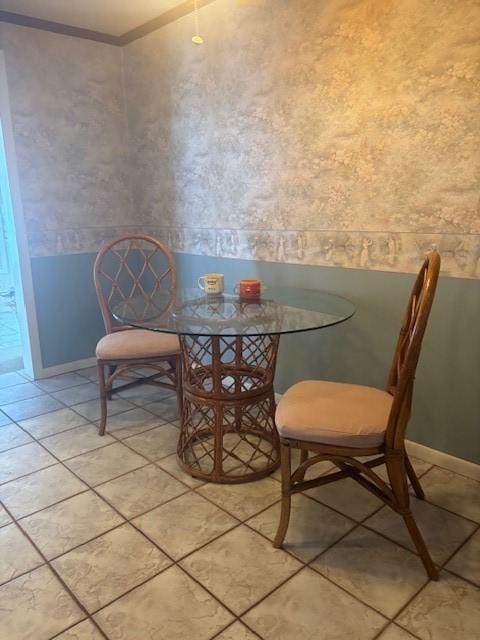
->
0;10;120;46
0;0;218;47
118;0;217;45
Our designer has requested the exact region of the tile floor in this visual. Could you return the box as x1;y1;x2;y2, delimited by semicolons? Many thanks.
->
0;367;479;640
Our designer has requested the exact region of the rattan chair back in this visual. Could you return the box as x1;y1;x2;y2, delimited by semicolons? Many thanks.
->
94;234;177;334
385;251;441;450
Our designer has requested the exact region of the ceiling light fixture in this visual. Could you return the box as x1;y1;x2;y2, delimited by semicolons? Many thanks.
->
192;0;204;44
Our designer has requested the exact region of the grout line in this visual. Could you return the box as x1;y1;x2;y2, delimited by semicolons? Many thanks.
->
49;617;110;640
7;414;388;638
0;500;99;637
1;370;479;638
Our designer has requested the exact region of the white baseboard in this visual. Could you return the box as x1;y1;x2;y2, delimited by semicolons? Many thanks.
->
405;440;480;482
35;356;97;379
274;392;480;482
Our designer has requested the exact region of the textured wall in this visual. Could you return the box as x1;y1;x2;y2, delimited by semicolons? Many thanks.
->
0;23;135;257
124;0;480;278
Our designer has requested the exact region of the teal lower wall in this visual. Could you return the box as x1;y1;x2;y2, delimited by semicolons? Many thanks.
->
31;253;105;367
31;251;480;465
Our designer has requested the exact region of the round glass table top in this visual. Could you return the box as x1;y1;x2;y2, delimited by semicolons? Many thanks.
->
112;287;355;337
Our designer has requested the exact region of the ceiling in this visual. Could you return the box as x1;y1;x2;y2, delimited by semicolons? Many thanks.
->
0;0;186;36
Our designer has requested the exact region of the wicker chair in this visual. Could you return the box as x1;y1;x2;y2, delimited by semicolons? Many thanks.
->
93;234;181;435
274;251;441;580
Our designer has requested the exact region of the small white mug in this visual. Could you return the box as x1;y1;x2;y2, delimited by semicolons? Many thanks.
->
198;273;224;295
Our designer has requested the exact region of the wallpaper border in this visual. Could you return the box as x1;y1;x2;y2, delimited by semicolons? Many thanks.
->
27;227;480;279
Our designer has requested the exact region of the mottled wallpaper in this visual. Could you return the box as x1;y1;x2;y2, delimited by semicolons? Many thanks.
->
124;0;480;278
0;23;135;257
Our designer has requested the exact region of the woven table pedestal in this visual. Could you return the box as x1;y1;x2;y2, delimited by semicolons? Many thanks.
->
177;333;280;483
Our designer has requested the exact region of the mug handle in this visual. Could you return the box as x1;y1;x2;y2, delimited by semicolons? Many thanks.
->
198;276;206;291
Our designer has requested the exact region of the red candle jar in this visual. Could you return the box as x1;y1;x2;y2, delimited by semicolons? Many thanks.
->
236;279;262;300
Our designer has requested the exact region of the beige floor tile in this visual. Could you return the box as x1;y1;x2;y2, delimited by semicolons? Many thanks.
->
40;424;115;459
124;423;179;460
0;503;12;527
118;384;174;406
198;477;280;520
71;397;135;422
53;383;100;406
397;571;480;640
446;529;480;585
0;381;43;404
76;366;99;383
64;442;147;486
272;455;334;482
100;407;164;439
52;523;171;612
0;565;84;640
96;464;187;518
0;423;33;452
1;395;63;422
19;408;88;439
215;621;259;640
144;395;179;421
134;491;238;559
157;453;205;488
374;456;433;483
35;373;88;393
0;463;87;518
0;523;43;584
365;497;477;564
55;619;104;639
420;467;480;522
408;456;434;477
377;624;418;639
312;526;427;617
19;491;124;559
306;476;383;521
94;565;233;640
0;441;56;484
181;525;301;615
243;566;386;640
247;493;355;562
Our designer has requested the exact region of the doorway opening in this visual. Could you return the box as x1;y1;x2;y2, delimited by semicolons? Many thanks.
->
0;144;23;374
0;52;41;380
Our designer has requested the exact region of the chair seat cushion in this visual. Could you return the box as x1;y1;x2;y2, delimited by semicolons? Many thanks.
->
96;329;180;360
275;380;393;448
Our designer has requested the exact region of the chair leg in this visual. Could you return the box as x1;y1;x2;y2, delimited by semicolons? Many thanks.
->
295;449;309;482
386;451;438;580
402;510;438;580
97;363;108;436
405;453;425;500
274;443;292;548
174;356;183;422
107;365;117;400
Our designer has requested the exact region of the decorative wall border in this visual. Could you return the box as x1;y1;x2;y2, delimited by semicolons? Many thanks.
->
28;226;480;279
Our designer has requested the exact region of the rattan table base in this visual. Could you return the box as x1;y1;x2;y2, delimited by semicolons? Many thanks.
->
177;334;281;483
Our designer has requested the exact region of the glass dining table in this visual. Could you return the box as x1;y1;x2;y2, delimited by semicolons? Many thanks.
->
113;287;355;484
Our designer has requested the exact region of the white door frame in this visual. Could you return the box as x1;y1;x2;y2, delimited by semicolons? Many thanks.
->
0;50;43;379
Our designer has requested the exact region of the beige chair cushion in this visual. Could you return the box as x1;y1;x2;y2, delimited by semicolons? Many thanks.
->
96;329;180;360
275;380;393;448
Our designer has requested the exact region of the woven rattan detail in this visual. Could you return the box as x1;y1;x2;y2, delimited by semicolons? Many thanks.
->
177;334;280;483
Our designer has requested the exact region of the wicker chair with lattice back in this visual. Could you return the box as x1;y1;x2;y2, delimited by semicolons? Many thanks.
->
94;234;181;436
274;251;441;580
